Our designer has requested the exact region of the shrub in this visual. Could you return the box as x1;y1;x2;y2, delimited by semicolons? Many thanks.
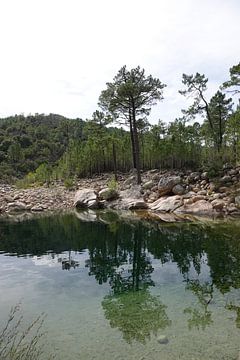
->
0;304;55;360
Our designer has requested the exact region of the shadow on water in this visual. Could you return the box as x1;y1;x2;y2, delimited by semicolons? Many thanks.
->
0;210;240;342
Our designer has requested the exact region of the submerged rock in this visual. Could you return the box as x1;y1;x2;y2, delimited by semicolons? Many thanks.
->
157;335;169;344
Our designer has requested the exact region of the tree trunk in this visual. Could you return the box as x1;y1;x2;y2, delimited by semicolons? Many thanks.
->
132;109;141;184
129;114;137;168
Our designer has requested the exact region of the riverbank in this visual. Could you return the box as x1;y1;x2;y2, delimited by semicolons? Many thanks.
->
1;166;240;219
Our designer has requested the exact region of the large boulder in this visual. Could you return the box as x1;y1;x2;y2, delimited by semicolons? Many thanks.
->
106;185;148;210
175;200;213;215
158;176;181;196
150;195;183;212
74;189;99;209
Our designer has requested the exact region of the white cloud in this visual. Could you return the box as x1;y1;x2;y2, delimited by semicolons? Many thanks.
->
0;0;239;123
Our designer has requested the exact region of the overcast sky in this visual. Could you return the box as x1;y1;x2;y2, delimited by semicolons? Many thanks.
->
0;0;239;124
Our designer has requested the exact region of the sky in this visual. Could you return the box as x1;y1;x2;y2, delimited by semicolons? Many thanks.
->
0;0;239;124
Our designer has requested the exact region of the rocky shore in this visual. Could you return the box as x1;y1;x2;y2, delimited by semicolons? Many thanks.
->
1;165;240;220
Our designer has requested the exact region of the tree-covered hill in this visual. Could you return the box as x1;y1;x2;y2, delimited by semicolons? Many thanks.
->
0;113;84;181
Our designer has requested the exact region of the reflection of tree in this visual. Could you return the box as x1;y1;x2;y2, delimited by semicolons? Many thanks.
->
86;223;154;291
58;250;79;270
184;280;213;330
102;290;171;344
86;223;171;343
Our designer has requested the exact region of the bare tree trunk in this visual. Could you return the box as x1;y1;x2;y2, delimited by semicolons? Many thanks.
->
132;110;141;184
129;115;137;168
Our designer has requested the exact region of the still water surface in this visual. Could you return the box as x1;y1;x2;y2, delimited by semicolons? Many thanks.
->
0;210;240;359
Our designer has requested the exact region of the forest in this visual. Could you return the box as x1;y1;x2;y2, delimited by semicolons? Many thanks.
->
0;62;239;185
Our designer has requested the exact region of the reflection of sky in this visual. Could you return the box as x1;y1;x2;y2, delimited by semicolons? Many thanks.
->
31;250;90;269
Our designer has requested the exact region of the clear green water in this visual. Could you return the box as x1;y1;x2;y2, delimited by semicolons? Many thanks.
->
0;210;240;359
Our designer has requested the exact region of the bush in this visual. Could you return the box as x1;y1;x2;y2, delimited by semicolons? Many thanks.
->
63;178;75;190
107;176;118;191
0;304;55;360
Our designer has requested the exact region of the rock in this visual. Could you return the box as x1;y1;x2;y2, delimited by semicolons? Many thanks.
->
147;192;159;203
172;184;185;195
120;186;142;199
228;169;238;176
74;189;99;209
227;204;238;213
127;200;148;210
150;195;183;212
211;193;221;200
183;191;196;199
197;190;207;196
192;195;206;203
152;173;160;181
123;175;137;187
142;180;155;190
223;163;232;170
157;335;169;344
235;196;240;207
110;198;148;210
158;176;181;196
211;199;225;211
208;183;217;192
188;172;200;183
175;200;213;215
98;188;119;201
7;201;27;212
31;205;44;212
220;175;232;184
219;186;230;193
201;172;209;180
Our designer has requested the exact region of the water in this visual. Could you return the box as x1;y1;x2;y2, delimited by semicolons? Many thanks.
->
0;210;240;359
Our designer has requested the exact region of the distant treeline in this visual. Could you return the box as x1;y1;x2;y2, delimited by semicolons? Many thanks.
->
0;109;239;185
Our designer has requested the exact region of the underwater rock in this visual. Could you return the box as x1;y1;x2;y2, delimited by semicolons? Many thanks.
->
157;335;169;344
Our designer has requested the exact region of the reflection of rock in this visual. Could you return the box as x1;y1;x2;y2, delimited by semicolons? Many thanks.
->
74;209;98;222
140;211;188;223
74;189;99;209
